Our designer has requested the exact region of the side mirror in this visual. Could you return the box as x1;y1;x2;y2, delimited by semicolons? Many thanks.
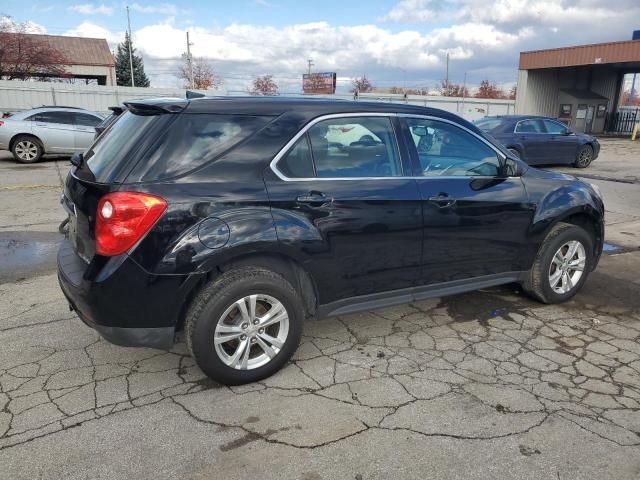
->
504;157;522;177
411;126;428;136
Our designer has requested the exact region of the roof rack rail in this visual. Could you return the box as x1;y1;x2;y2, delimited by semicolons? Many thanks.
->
36;105;87;110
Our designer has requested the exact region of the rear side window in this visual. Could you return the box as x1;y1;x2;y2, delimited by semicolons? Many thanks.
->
130;114;272;181
278;136;315;178
474;117;506;132
31;111;74;124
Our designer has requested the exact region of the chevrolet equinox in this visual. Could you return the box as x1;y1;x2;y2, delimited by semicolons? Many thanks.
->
58;97;605;385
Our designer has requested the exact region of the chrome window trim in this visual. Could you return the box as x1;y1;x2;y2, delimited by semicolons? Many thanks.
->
270;112;507;181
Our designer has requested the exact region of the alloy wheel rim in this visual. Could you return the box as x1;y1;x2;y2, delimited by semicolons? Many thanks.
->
578;148;591;166
548;240;586;294
213;294;289;370
15;141;38;161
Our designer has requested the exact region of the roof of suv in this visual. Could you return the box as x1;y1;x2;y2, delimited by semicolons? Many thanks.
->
125;96;474;124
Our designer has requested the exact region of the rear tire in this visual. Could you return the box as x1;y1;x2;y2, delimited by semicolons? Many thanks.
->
574;145;593;168
523;222;594;304
185;267;304;385
11;135;43;163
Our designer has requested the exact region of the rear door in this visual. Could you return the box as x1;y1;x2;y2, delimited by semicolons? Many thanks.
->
32;111;75;153
542;119;577;163
73;112;102;151
264;114;423;305
401;116;533;285
513;118;547;164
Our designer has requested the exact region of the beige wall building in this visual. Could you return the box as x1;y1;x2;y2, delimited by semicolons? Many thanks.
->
515;38;640;134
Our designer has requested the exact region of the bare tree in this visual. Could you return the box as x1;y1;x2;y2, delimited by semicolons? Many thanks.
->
437;80;469;98
0;17;69;80
351;75;373;93
474;79;505;99
248;75;278;96
508;85;517;100
178;55;223;90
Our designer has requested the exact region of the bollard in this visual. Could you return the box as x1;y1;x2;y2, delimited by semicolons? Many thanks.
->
632;122;640;141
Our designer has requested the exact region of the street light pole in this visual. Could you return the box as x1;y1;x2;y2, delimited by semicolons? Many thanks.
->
126;6;135;87
186;31;194;89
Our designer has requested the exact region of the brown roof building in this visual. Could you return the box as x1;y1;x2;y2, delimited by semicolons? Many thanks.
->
515;37;640;134
16;33;116;86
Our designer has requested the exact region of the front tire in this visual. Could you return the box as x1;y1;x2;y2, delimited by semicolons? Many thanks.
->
523;222;593;304
574;145;593;168
11;135;43;163
185;267;304;385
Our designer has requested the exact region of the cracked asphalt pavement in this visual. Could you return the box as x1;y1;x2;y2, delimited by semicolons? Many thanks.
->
1;142;640;479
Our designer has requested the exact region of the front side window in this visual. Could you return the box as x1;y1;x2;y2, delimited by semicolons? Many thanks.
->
514;119;545;133
74;113;102;127
405;118;502;177
543;119;567;134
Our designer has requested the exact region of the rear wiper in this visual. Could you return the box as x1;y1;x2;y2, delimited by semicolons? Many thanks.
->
70;152;83;167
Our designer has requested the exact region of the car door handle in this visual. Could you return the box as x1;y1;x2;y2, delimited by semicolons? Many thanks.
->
428;194;456;208
296;191;332;206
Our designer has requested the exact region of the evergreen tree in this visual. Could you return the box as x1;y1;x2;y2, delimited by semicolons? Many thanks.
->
114;32;150;87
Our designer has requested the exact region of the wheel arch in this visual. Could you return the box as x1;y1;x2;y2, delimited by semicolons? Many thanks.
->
540;210;603;262
174;251;318;333
9;133;45;152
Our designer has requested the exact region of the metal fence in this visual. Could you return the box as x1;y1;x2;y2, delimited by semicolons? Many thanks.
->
0;80;515;121
0;80;224;114
607;108;639;134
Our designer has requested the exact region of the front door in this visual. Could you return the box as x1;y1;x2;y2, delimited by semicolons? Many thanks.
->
264;115;423;305
401;116;534;285
73;112;102;151
542;119;578;163
585;106;595;133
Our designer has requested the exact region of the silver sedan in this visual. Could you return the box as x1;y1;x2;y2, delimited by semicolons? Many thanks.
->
0;107;104;163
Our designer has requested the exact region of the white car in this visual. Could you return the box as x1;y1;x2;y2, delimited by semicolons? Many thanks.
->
0;107;104;163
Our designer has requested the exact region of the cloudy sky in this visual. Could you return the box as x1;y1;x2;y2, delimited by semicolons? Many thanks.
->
2;0;639;92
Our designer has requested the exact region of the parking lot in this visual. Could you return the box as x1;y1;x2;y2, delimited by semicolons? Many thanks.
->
1;138;640;479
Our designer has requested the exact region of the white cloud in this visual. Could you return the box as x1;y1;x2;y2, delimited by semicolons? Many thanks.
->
69;4;114;16
64;21;123;44
130;3;180;16
58;0;640;92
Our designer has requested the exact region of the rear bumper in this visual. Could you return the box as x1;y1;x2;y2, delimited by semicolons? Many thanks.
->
57;239;200;350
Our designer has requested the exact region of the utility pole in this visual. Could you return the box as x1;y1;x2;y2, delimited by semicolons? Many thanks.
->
445;52;449;85
126;6;135;87
186;31;194;89
307;59;314;75
461;72;467;117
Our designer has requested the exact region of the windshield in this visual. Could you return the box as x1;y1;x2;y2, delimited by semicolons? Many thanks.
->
474;117;507;133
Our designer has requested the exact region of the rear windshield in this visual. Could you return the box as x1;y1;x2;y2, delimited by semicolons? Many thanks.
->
474;117;507;133
83;111;164;183
82;112;272;183
128;113;273;181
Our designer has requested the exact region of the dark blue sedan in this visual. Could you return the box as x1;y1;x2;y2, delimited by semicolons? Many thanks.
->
474;115;600;168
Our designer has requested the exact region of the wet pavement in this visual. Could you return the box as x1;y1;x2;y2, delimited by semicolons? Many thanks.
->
1;145;640;479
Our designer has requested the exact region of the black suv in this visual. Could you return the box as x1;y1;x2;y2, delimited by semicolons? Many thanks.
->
58;97;604;385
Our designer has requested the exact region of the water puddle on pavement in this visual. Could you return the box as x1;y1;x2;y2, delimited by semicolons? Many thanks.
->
0;231;63;283
602;242;623;253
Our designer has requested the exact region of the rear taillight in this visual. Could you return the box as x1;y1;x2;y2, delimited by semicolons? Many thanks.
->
0;121;4;127
96;192;167;256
